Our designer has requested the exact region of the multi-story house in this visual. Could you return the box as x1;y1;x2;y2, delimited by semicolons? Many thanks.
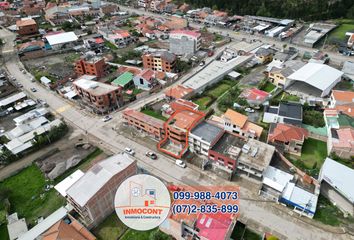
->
142;51;176;73
73;75;123;113
66;154;137;228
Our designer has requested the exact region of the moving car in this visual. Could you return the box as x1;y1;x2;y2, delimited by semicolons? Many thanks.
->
30;87;37;92
124;147;135;156
175;160;186;168
102;115;112;122
245;107;255;113
146;151;157;160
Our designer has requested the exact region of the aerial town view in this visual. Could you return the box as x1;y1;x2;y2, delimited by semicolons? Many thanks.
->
0;0;354;239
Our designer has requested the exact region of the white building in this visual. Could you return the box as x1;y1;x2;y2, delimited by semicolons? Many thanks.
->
169;30;201;55
45;31;78;50
319;158;354;216
286;62;343;98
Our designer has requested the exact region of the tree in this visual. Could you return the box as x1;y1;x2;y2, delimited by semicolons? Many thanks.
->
256;2;271;17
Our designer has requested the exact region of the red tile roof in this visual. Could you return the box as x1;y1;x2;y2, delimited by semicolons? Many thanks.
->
170;99;199;112
242;88;269;102
139;69;155;82
333;128;354;149
16;18;36;27
112;29;130;38
268;123;308;143
95;38;104;44
196;213;233;240
332;90;354;103
164;85;193;99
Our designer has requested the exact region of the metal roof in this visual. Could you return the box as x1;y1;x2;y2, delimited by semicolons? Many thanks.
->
288;63;343;92
45;32;78;46
54;170;84;197
319;158;354;203
263;166;294;192
66;154;135;207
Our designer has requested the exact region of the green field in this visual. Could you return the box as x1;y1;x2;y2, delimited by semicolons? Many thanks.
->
300;138;327;169
93;213;127;240
0;165;66;225
193;96;214;110
329;19;354;40
0;224;9;240
261;82;276;93
121;228;172;240
192;80;234;110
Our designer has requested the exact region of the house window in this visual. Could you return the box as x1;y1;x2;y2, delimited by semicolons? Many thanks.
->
140;78;144;85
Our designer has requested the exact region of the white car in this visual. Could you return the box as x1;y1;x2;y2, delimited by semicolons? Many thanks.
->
175;160;186;168
245;108;255;113
102;115;112;122
124;147;135;156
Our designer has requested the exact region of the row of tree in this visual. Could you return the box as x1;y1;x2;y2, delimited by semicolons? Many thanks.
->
183;0;354;21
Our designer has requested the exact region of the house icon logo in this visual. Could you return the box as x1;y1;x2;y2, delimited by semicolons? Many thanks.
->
115;174;171;231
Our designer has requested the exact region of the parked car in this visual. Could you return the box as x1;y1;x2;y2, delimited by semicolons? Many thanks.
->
124;147;135;156
146;151;157;160
31;77;35;82
175;160;186;168
102;115;112;122
245;107;255;113
30;87;37;92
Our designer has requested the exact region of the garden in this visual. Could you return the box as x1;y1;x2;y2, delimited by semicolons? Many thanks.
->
192;79;235;110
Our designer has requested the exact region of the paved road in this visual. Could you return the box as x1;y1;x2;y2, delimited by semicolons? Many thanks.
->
1;27;353;239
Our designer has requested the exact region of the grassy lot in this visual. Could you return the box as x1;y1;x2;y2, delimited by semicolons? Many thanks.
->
104;41;118;50
93;213;127;240
300;138;327;169
64;53;81;63
260;82;276;93
0;165;66;225
314;195;353;226
271;91;300;105
141;109;168;121
0;224;9;240
193;79;234;110
208;83;232;98
334;80;353;91
194;96;214;110
54;147;104;184
329;19;354;40
121;228;172;240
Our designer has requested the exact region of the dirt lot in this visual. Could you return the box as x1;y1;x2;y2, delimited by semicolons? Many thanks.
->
23;52;78;79
36;134;97;179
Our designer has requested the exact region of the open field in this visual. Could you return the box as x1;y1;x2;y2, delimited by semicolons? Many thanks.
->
0;165;66;225
93;213;127;240
329;19;354;40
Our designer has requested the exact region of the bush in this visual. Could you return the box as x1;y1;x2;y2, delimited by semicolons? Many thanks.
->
303;110;325;128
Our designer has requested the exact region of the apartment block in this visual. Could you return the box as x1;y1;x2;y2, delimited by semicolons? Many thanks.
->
66;154;137;228
75;56;107;78
142;51;176;72
16;19;38;36
73;75;123;113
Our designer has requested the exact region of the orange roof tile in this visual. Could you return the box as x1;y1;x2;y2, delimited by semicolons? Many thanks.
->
243;121;263;138
173;111;201;129
332;90;354;103
223;109;248;128
164;85;193;99
16;18;36;27
268;123;308;143
41;218;96;240
333;128;354;148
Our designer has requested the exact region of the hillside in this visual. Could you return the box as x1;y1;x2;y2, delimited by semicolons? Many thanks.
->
181;0;354;21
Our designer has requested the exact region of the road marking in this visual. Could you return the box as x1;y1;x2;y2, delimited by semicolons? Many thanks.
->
54;104;72;114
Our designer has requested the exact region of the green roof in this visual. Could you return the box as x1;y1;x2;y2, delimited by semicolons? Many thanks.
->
111;72;134;87
338;114;354;128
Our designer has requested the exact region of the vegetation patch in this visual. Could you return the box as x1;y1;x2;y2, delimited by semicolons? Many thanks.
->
0;165;66;225
93;213;127;240
121;228;172;240
141;106;168;121
303;110;325;128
